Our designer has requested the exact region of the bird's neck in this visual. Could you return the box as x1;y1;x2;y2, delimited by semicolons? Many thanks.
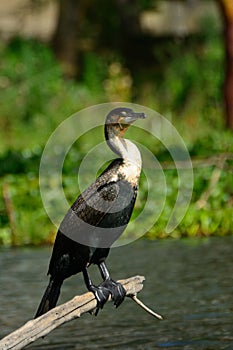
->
105;124;142;185
106;132;142;169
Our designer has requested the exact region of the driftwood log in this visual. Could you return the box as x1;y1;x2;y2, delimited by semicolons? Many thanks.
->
0;275;162;350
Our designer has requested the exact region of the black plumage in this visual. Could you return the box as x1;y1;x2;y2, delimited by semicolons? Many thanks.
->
35;107;145;318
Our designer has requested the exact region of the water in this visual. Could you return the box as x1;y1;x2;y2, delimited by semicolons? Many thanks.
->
0;237;233;349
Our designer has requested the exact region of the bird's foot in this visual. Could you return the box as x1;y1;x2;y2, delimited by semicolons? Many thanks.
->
89;285;111;316
100;279;126;308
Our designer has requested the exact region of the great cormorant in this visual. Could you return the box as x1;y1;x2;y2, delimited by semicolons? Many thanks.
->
35;107;145;318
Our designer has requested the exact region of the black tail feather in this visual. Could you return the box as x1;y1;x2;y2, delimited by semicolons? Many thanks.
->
35;278;62;318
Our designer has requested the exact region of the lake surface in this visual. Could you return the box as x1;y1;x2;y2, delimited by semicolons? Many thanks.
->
0;237;233;349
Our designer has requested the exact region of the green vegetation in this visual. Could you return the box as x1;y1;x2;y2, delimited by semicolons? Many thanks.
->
0;25;232;246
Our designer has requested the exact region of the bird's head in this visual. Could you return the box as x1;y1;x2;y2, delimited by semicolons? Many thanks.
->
105;107;146;139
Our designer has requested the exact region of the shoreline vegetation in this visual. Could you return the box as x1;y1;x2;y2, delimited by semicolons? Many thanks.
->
0;32;232;246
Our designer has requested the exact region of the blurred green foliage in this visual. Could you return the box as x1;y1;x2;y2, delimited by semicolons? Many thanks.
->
0;19;233;245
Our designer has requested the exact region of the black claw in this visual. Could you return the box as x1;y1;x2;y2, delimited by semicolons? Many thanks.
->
113;282;126;308
89;285;111;315
101;279;126;308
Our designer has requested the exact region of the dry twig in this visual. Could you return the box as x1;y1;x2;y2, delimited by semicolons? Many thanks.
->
195;155;227;209
2;181;18;246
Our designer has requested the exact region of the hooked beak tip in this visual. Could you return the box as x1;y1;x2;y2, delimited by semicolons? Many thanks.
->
125;112;146;124
138;112;146;119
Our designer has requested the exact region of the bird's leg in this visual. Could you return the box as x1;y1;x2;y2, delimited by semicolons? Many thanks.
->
83;267;110;315
98;261;126;308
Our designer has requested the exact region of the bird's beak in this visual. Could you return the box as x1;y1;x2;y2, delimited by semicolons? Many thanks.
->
123;111;146;124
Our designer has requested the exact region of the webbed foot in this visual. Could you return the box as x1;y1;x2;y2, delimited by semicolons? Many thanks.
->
101;279;126;307
89;285;111;315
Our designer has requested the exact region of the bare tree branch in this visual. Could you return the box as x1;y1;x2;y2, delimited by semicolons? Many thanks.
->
2;180;18;246
0;275;162;350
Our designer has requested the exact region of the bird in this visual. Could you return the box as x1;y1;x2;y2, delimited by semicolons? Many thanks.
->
35;107;146;318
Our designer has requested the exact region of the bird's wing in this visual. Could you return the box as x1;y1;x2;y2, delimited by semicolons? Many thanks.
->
48;182;118;275
48;161;137;275
58;177;136;245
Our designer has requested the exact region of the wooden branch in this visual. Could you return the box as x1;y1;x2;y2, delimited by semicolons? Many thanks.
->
161;153;233;170
2;180;18;246
0;276;162;350
195;155;227;209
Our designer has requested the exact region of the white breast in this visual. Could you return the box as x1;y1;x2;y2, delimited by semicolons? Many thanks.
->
120;139;142;186
120;160;141;186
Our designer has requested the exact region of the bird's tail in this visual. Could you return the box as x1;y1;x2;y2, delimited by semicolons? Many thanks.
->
34;278;62;318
